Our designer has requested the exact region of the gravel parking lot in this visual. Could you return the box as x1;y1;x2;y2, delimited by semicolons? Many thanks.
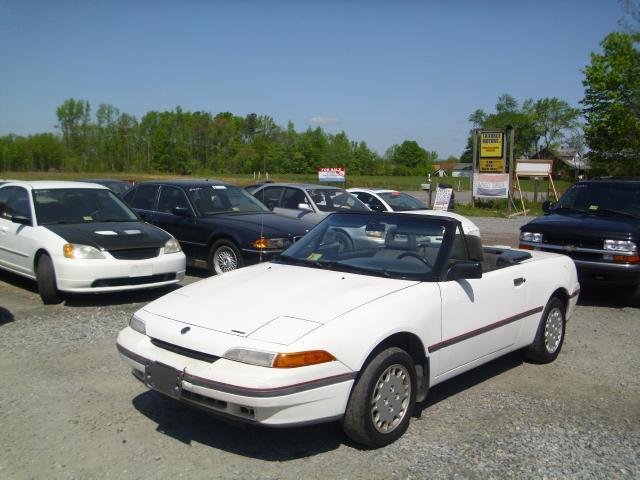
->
0;217;638;479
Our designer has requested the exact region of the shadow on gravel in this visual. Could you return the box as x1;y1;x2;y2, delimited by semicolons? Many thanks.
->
577;284;640;309
0;306;14;326
132;391;343;459
64;284;182;308
417;351;524;414
0;269;39;294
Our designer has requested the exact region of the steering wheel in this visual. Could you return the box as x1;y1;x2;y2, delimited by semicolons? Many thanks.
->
397;251;432;267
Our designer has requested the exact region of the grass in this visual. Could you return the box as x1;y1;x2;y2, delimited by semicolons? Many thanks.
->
455;199;544;218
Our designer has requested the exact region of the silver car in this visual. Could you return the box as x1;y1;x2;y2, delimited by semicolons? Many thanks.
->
250;183;369;224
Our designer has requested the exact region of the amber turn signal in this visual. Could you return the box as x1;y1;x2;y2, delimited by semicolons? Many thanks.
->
613;255;639;263
272;350;336;368
518;244;533;250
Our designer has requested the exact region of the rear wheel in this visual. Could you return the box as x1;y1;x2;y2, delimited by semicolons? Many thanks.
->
208;240;244;275
524;297;565;363
342;347;416;447
36;254;63;305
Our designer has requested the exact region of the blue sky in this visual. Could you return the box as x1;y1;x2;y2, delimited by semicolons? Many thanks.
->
0;0;624;158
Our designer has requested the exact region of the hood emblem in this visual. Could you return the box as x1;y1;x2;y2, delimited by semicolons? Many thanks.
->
180;326;191;335
564;245;577;252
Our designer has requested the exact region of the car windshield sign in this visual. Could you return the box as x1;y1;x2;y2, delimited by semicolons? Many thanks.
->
188;185;269;215
34;188;138;225
274;212;449;281
556;183;640;218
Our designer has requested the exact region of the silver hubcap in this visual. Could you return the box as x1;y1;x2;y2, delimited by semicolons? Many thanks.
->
371;364;411;434
214;246;237;274
544;307;563;353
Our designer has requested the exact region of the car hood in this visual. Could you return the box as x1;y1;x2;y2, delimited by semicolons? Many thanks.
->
44;221;170;251
143;262;418;337
199;212;313;237
524;213;640;239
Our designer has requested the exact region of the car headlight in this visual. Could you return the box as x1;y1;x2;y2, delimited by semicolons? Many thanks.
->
520;232;543;243
129;314;146;335
163;237;182;254
251;237;285;250
63;243;105;259
223;348;336;368
604;239;637;253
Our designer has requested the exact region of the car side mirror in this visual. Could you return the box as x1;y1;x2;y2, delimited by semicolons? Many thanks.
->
173;206;191;217
11;214;32;226
298;203;312;212
542;201;555;214
265;201;276;211
446;260;482;281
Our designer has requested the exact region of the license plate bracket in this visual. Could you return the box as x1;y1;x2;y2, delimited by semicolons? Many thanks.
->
145;362;183;400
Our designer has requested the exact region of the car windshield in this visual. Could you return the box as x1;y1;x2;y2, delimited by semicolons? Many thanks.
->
188;185;269;215
34;188;138;225
274;212;450;280
555;182;640;218
379;192;427;211
305;188;369;212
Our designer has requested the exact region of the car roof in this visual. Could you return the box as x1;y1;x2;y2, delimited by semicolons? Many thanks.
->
348;188;398;194
136;178;230;188
0;180;110;190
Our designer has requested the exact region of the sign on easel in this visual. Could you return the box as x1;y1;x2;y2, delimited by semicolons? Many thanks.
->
514;159;558;216
433;186;453;211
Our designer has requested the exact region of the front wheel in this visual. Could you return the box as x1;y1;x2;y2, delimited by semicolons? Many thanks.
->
208;239;244;275
524;296;566;363
342;347;416;448
36;254;63;304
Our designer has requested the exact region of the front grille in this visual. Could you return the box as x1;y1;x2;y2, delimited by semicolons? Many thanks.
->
110;248;160;260
543;235;603;249
91;272;176;287
150;338;220;363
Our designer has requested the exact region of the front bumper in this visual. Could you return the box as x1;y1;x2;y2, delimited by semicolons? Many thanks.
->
573;259;640;286
54;252;186;292
116;327;355;427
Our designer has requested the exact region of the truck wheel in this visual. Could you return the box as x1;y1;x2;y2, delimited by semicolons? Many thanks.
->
208;240;244;275
342;347;416;448
524;297;565;363
36;254;63;305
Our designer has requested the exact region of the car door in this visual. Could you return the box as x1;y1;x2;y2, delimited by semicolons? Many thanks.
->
154;186;204;260
273;187;319;221
0;186;38;275
127;184;160;223
433;226;528;378
254;186;284;212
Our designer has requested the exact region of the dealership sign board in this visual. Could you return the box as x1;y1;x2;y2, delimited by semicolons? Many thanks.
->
480;132;503;158
318;167;345;182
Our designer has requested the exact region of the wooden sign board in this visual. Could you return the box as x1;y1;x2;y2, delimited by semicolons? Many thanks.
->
515;159;553;177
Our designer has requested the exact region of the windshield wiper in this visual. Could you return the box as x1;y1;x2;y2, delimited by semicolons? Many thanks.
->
553;206;588;214
316;259;392;277
592;208;638;219
274;254;324;268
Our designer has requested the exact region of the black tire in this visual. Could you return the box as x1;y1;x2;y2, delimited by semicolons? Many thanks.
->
36;254;63;305
524;297;566;363
334;230;353;253
207;239;244;275
342;347;416;448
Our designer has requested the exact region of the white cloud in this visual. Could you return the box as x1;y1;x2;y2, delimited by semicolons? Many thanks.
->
309;116;339;125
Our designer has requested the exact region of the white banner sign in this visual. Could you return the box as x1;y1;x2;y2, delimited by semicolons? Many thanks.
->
473;173;509;199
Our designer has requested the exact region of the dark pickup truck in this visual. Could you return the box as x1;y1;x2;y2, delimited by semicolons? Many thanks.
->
519;177;640;291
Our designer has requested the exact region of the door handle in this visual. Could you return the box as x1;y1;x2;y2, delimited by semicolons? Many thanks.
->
513;277;526;286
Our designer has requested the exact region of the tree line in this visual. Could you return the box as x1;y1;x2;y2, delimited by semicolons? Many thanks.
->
0;103;440;177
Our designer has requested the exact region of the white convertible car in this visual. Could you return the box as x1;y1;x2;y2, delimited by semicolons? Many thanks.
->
117;211;579;447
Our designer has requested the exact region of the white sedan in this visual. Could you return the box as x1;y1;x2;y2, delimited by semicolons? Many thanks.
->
0;181;186;303
117;211;579;447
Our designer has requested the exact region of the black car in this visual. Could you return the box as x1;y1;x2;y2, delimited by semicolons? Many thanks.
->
122;180;313;274
519;177;640;290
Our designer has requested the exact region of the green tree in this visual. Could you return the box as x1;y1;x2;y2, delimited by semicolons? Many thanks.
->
525;98;581;150
582;31;640;175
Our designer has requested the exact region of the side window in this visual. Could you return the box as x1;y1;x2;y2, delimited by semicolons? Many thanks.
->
7;187;32;221
355;192;372;204
368;196;386;211
122;188;136;205
131;185;159;210
158;187;190;213
449;225;468;262
256;187;283;208
281;188;307;209
0;187;11;219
